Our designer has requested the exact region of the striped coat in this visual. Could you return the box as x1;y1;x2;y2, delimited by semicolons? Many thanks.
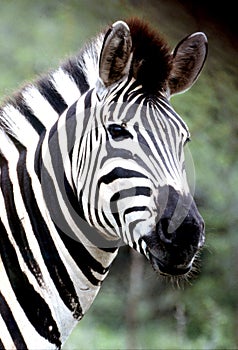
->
0;18;207;349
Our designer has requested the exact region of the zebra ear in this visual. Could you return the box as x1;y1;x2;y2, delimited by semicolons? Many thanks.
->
99;21;132;88
168;32;208;96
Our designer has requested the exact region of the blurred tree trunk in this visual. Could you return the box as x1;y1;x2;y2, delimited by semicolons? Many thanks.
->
125;249;144;349
175;302;186;342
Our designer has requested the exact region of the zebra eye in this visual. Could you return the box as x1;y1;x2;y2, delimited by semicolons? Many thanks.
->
108;123;133;141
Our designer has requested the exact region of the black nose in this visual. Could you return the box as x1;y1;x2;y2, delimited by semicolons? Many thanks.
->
152;210;204;276
157;186;205;250
157;213;205;249
157;217;174;244
143;186;205;276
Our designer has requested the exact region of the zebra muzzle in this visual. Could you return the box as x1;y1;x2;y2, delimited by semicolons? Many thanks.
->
143;188;205;277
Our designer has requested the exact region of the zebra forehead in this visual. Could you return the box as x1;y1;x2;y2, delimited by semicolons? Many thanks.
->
105;94;189;135
125;17;173;94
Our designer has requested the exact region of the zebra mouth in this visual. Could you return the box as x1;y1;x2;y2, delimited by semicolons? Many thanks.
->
149;253;192;276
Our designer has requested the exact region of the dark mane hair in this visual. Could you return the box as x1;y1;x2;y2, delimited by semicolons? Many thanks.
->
126;17;172;94
0;18;173;139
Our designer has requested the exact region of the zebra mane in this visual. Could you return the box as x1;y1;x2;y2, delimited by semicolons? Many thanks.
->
126;17;172;94
0;35;103;145
0;18;172;147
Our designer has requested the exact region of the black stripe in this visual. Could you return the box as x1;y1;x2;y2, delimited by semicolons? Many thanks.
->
57;179;115;279
56;225;109;286
124;206;147;217
0;338;4;349
102;210;115;229
37;77;68;115
10;93;45;135
110;187;151;202
137;129;169;177
63;59;89;95
133;241;138;251
111;209;121;231
66;101;77;153
148;105;178;174
125;207;148;242
0;219;61;348
16;146;83;320
42;162;108;284
138;237;146;255
0;155;44;287
109;77;139;103
98;167;148;186
34;131;45;179
64;172;108;244
158;97;188;131
0;291;27;349
81;129;105;228
140;99;183;179
46;107;120;252
101;246;118;253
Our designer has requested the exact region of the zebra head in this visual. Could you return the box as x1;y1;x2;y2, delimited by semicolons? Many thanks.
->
43;19;207;278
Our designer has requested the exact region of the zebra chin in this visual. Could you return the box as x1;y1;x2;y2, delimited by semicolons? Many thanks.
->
142;222;204;278
148;253;194;277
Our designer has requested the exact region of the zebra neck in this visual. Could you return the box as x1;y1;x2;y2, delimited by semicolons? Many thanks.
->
0;29;121;349
0;118;118;350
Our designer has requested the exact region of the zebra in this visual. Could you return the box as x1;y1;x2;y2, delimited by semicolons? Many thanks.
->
0;18;207;349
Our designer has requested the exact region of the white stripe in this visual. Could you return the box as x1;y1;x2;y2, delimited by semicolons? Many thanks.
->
1;105;39;148
0;228;52;349
51;68;80;106
0;183;70;349
41;128;98;250
0;129;19;159
81;36;102;88
0;313;17;350
22;85;58;127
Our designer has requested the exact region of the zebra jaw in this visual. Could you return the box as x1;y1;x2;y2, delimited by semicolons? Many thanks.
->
148;252;193;277
139;236;194;277
142;227;204;278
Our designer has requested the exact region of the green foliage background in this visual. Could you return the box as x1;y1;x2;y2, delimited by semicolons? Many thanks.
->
0;0;237;349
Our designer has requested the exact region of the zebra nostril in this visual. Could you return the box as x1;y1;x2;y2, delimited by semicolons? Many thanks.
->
157;218;174;244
